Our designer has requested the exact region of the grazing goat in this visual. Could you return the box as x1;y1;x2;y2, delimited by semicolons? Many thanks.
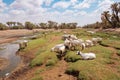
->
85;40;94;47
70;34;78;40
76;51;96;60
68;39;85;50
92;37;102;44
62;34;70;40
51;44;66;56
62;34;78;40
64;39;71;49
87;31;95;34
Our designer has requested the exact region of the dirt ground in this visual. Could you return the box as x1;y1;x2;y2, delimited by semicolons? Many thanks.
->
2;30;76;80
40;59;77;80
0;29;43;44
1;28;120;80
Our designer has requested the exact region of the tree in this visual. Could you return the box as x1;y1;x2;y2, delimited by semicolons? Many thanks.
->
48;21;58;29
39;23;48;29
101;2;120;28
0;23;7;30
6;22;11;27
25;22;36;30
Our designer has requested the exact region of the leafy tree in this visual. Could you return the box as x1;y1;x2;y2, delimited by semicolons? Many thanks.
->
48;21;58;29
39;23;48;29
25;22;36;30
101;2;120;28
0;23;8;30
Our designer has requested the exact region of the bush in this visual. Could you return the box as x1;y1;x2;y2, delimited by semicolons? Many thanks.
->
0;23;8;30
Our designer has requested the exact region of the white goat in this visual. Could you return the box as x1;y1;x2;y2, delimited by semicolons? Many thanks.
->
85;40;94;47
87;31;95;34
69;39;85;50
64;39;71;49
51;44;66;56
19;40;28;50
92;37;102;44
62;34;70;40
70;34;78;40
76;51;96;60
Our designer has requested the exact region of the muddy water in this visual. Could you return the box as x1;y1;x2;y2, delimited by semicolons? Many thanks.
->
0;43;20;77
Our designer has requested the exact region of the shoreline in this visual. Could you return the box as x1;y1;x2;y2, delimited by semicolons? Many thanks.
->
0;29;43;44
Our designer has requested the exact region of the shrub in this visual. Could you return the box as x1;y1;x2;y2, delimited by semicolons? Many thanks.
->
0;23;8;30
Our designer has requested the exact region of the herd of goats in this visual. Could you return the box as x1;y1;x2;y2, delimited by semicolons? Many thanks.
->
51;34;102;60
18;32;102;60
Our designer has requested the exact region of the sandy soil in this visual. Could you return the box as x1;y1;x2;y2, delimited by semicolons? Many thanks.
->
41;59;77;80
0;29;42;44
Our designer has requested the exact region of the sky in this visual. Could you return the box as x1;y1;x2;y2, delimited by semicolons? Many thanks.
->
0;0;119;26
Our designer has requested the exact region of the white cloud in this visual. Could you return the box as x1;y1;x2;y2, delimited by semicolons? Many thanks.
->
52;1;71;9
0;0;7;12
74;0;95;9
75;11;87;16
10;0;44;10
62;10;74;16
44;0;53;6
93;0;114;16
70;0;78;5
9;9;25;15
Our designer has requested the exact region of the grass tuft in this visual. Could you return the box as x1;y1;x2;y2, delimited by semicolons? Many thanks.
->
64;51;81;62
31;76;43;80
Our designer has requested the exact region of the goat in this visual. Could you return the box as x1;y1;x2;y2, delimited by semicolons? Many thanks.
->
76;51;96;60
51;44;66;57
85;40;94;47
92;37;102;44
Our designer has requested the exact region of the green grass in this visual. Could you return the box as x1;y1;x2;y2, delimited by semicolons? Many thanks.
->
101;40;120;49
20;29;120;80
31;76;43;80
117;50;120;56
64;51;81;62
25;31;63;67
35;69;45;75
66;44;120;80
